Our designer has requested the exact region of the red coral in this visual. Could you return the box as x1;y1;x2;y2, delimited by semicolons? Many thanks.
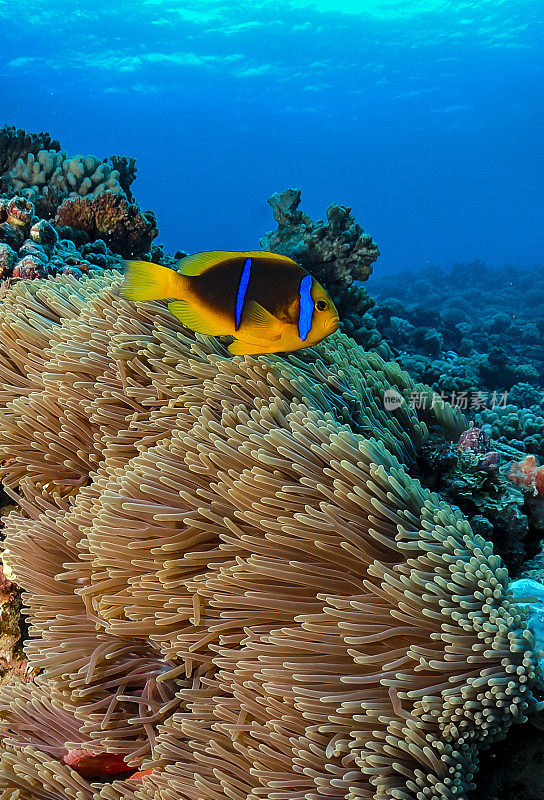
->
54;191;158;258
508;455;544;496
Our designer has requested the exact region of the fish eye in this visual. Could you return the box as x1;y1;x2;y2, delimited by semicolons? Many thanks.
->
315;300;328;311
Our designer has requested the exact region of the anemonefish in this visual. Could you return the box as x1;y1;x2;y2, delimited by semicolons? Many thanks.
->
121;250;339;355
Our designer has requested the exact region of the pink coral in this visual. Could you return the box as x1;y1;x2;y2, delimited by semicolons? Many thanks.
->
457;427;500;472
509;455;544;496
11;255;48;280
457;427;491;454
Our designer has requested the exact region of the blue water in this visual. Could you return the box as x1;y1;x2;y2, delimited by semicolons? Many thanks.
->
1;0;543;272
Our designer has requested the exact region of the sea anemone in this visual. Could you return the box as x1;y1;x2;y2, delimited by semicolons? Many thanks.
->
0;273;540;800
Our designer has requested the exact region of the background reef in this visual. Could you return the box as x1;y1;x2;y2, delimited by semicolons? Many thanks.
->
0;127;543;800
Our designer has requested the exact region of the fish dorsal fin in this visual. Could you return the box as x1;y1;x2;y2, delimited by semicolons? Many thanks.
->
243;250;298;267
177;250;243;276
242;300;282;339
178;250;298;276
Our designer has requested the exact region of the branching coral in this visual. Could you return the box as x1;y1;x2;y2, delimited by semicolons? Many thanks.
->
0;127;60;183
260;188;389;354
260;188;379;285
8;150;124;209
108;155;137;202
0;274;540;800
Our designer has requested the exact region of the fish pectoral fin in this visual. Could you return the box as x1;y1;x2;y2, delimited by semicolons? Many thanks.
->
168;301;229;336
283;297;300;324
241;300;282;339
228;339;275;356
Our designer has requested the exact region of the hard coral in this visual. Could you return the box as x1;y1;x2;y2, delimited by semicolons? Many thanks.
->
107;154;137;201
5;198;33;232
260;188;388;354
330;281;393;357
458;427;497;465
11;255;48;280
0;245;16;279
7;150;125;219
54;191;158;258
0;126;60;182
370;260;544;397
478;403;544;458
260;187;379;285
0;195;123;283
0;128;159;285
0;274;539;800
456;428;498;475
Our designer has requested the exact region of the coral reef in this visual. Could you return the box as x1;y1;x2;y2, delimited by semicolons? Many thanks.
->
1;127;158;260
368;262;544;575
8;150;124;209
329;282;392;358
508;457;544;554
0;195;123;282
418;428;534;572
54;192;158;258
0;126;60;184
478;398;544;458
0;274;540;800
0;127;164;279
260;187;379;284
261;188;390;355
370;259;544;396
108;155;137;202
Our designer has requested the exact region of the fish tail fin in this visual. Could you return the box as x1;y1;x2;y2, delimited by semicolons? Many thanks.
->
121;260;186;302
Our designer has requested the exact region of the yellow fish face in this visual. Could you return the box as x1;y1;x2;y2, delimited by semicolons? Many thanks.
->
306;281;339;345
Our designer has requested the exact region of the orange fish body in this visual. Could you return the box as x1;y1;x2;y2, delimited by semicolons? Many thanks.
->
121;250;339;355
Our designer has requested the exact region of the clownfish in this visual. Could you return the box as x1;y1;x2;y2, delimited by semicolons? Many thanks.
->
121;250;339;355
